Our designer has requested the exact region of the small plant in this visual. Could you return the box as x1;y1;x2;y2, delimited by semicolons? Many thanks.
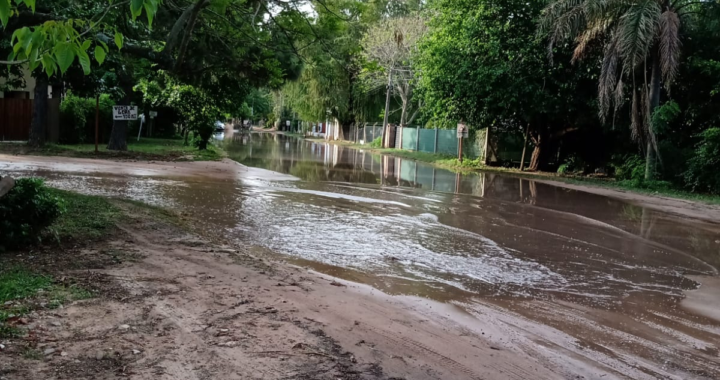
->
557;155;587;175
684;128;720;194
0;178;65;251
611;154;645;181
370;137;382;148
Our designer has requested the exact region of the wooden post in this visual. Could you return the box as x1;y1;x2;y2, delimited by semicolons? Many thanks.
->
519;122;530;171
434;127;438;153
458;135;464;163
94;95;100;153
364;124;367;144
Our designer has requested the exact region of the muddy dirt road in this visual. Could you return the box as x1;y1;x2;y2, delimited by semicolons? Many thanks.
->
2;133;720;379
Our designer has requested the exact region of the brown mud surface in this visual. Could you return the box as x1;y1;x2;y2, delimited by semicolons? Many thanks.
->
1;203;566;380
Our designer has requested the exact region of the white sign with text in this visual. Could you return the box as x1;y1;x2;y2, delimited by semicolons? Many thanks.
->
113;106;139;121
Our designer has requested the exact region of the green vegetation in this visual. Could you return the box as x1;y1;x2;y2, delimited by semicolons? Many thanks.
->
0;178;64;251
0;178;123;251
47;189;121;244
0;266;92;338
0;138;223;161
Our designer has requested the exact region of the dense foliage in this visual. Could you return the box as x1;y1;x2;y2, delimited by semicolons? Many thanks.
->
0;178;64;251
59;93;115;144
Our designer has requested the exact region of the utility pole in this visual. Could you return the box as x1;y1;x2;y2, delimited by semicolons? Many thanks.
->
381;69;393;147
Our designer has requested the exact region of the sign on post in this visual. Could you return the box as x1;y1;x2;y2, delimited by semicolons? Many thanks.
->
113;106;138;121
149;111;158;118
457;122;468;163
456;123;468;138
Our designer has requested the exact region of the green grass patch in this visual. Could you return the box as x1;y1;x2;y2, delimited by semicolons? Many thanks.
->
0;267;93;337
0;268;53;304
22;348;42;360
0;138;224;161
47;189;122;243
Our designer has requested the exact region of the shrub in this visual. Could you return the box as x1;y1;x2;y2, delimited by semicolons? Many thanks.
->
557;155;587;175
684;128;720;194
370;137;382;148
611;154;645;181
0;178;65;251
59;93;114;144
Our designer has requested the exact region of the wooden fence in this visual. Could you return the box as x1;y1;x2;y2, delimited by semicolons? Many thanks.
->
0;98;60;142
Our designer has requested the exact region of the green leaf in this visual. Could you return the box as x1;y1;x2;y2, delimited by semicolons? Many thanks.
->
131;0;143;19
144;2;156;28
42;54;55;77
114;32;124;50
98;40;108;52
95;45;106;65
0;0;10;28
28;46;38;67
54;43;76;74
77;48;91;75
23;0;35;12
82;39;92;50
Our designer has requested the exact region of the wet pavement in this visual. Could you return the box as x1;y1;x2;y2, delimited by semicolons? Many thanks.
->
2;132;720;379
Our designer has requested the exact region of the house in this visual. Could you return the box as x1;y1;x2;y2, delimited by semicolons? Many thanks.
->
0;66;58;141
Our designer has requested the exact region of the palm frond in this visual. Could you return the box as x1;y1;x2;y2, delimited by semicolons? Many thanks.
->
598;32;621;121
573;18;612;63
539;0;587;61
659;10;681;90
618;0;661;68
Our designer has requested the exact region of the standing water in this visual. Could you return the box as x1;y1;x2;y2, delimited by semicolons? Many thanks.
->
3;132;719;379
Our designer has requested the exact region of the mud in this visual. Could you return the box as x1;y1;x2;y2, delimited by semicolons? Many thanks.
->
2;133;720;379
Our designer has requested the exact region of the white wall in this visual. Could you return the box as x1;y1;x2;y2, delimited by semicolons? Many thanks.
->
0;65;53;99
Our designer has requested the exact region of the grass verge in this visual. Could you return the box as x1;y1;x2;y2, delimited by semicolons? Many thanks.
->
47;189;123;244
0;138;224;161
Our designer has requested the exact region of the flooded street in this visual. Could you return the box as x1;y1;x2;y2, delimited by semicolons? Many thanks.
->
2;132;720;379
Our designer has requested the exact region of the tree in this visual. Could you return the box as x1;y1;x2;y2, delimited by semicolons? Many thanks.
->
360;15;426;127
538;0;717;179
418;0;598;170
1;0;304;149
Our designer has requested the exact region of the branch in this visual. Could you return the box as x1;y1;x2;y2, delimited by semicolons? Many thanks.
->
165;3;197;54
96;33;175;68
175;0;211;70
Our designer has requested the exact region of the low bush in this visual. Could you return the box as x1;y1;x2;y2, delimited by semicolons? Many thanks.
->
0;178;65;251
684;128;720;194
370;136;382;148
557;155;588;175
59;93;114;144
611;154;645;181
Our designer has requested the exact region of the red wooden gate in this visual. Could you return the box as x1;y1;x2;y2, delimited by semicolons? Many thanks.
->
0;99;34;141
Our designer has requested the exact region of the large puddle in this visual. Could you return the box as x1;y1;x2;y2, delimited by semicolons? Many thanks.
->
3;132;720;378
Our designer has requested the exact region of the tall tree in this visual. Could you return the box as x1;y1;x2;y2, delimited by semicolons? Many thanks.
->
538;0;717;179
360;15;426;126
418;0;598;170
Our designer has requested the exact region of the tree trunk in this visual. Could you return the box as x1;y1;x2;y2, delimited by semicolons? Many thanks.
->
107;93;131;151
28;75;48;148
645;50;662;180
529;137;542;171
107;120;129;151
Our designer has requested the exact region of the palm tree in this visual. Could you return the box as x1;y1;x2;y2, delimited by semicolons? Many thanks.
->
539;0;712;180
